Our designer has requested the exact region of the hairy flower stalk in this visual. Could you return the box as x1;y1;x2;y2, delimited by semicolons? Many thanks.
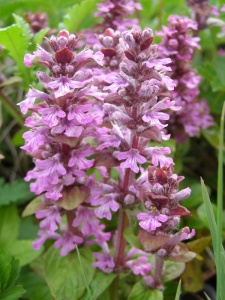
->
18;30;113;256
158;15;213;142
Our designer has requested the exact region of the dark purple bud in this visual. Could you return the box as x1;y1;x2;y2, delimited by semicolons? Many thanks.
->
55;48;74;64
155;169;168;184
140;36;154;51
147;192;168;206
101;48;117;58
124;50;136;62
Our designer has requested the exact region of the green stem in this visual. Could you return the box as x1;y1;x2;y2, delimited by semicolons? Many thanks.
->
0;90;24;126
216;101;225;300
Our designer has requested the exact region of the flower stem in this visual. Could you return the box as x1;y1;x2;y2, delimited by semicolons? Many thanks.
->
66;210;81;237
154;255;164;289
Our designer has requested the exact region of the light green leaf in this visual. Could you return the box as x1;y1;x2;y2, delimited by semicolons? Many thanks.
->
128;281;163;300
82;272;116;300
22;196;45;217
43;246;95;300
62;0;99;32
2;240;42;266
34;29;49;45
163;261;185;282
13;13;32;45
0;25;30;87
175;280;182;300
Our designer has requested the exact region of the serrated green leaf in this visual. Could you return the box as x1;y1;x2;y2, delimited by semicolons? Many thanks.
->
0;204;20;245
0;179;34;206
33;29;49;45
128;281;163;300
0;253;25;299
62;0;99;32
43;246;95;300
13;13;32;45
82;272;116;300
0;25;30;87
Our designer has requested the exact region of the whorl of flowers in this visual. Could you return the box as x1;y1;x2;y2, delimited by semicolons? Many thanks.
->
95;0;142;32
82;0;142;48
158;15;213;142
17;30;112;256
186;0;213;29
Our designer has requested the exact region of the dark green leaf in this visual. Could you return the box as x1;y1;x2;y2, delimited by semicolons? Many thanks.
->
0;204;20;245
0;253;25;299
128;281;163;300
0;179;34;206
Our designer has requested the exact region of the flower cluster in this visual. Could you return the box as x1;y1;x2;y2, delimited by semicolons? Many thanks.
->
158;15;213;142
81;0;142;48
20;24;195;288
18;29;112;256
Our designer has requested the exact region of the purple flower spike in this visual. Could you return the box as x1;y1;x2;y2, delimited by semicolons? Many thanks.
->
117;149;147;173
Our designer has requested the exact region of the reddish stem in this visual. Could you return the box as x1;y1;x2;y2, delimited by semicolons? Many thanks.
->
66;210;81;237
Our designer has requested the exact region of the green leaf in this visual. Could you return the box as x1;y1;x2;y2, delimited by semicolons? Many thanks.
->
43;246;95;300
124;227;141;249
62;0;99;32
175;280;182;300
33;29;49;46
19;270;51;300
2;240;42;266
82;272;116;300
0;179;34;206
22;196;45;217
0;25;30;88
128;281;163;300
0;253;25;300
0;204;20;245
197;203;217;229
163;261;185;282
13;13;32;45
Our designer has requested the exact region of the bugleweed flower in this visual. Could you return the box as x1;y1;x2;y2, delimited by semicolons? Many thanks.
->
18;30;110;255
186;0;213;29
80;0;142;48
158;15;213;142
90;27;194;285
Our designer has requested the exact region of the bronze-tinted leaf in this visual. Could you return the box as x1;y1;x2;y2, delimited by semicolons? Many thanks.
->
104;93;124;105
140;126;162;143
94;151;119;167
168;242;196;262
170;205;191;216
147;192;168;206
138;230;170;253
140;36;154;51
55;186;90;210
